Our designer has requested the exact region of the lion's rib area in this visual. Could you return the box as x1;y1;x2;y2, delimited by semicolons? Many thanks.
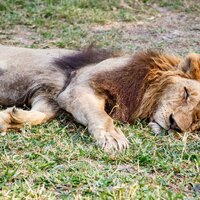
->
91;50;183;123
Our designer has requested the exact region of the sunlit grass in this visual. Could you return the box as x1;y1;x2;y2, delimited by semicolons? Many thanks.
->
0;0;199;199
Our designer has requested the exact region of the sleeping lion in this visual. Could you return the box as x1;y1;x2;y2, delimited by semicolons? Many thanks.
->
0;45;200;152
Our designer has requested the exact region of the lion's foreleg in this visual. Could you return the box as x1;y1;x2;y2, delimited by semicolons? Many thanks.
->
59;92;129;152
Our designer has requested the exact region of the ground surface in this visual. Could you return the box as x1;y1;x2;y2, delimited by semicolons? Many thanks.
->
0;0;200;199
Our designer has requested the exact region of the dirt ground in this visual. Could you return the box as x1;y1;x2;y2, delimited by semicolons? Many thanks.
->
1;7;200;56
92;8;200;54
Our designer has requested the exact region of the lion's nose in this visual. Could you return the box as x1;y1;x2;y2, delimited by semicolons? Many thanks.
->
169;113;182;132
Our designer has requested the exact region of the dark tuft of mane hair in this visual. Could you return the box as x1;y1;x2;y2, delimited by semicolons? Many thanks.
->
53;45;115;73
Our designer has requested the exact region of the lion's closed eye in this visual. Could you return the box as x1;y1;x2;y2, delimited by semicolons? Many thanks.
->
183;87;189;101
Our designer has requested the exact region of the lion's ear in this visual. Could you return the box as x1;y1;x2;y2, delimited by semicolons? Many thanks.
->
179;53;200;79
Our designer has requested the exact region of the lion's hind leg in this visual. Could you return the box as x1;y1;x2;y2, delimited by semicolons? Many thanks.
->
0;97;59;133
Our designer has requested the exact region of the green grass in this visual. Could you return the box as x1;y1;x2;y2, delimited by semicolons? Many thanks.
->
0;0;155;50
1;118;199;199
150;0;200;12
0;0;200;199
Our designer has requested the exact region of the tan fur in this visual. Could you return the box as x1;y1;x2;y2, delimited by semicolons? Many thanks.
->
1;46;200;152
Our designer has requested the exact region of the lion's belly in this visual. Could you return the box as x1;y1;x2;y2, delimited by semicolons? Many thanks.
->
0;68;66;107
0;72;31;106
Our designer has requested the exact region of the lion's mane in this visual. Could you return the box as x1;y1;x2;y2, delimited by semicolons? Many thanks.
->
91;50;190;123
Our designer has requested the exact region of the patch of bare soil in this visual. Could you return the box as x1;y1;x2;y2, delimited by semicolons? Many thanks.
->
92;9;200;55
0;25;41;47
2;8;200;55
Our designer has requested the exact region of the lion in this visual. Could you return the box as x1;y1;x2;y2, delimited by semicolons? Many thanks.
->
0;45;200;152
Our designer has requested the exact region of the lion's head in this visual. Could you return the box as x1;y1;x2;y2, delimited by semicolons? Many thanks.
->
92;50;200;134
149;76;200;134
148;52;200;134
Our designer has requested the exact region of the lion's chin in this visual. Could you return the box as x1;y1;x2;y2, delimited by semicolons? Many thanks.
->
148;121;166;135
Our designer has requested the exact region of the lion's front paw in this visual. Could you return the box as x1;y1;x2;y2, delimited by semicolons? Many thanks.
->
95;128;129;152
148;122;162;135
0;124;7;136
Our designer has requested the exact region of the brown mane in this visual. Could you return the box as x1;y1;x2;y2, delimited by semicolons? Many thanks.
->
91;50;187;123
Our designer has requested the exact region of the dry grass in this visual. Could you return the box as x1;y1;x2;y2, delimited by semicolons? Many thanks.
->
0;0;199;199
